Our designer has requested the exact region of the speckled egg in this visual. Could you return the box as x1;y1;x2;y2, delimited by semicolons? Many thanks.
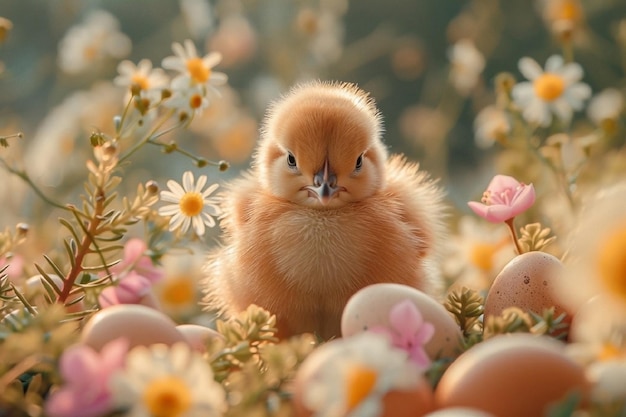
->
176;324;224;353
341;283;462;360
435;333;590;417
81;304;188;351
484;252;571;330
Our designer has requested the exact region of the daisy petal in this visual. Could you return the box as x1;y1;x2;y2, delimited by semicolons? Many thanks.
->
545;55;564;72
519;57;542;80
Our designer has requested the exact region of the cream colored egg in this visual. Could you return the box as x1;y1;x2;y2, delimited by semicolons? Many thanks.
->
341;283;462;359
569;294;626;344
81;304;188;351
435;333;590;417
484;252;571;333
176;324;224;353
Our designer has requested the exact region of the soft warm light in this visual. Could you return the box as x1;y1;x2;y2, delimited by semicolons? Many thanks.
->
597;226;626;300
533;73;565;101
179;192;204;217
345;365;378;411
470;238;507;272
142;376;192;417
161;276;196;307
186;57;210;83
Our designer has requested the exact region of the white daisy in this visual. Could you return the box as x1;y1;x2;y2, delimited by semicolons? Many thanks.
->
448;39;485;96
110;343;226;417
587;88;624;128
301;332;420;417
555;182;626;317
158;171;220;237
57;10;131;74
163;77;211;119
511;55;591;127
473;105;511;148
162;39;228;93
114;59;169;103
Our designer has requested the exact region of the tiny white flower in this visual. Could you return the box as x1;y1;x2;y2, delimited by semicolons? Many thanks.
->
448;39;485;96
110;343;226;417
162;39;228;93
58;10;131;74
114;59;169;103
164;77;211;119
587;88;624;127
302;332;420;417
512;55;591;127
473;105;511;148
158;171;220;237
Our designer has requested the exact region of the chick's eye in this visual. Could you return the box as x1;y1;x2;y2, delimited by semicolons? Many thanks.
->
287;152;297;169
355;154;364;172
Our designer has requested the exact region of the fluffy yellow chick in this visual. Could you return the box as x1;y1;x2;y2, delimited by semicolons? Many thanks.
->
204;81;447;339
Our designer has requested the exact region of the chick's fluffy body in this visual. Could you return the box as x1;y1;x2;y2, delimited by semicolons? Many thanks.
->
204;81;447;339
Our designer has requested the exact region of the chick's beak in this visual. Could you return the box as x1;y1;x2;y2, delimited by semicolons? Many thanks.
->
303;160;344;205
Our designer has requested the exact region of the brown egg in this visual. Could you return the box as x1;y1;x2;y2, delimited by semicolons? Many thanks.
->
81;304;188;351
435;334;590;417
292;337;436;417
176;324;224;353
484;252;572;332
341;283;463;359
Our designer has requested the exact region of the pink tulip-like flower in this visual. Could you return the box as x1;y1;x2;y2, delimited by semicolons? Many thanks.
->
370;299;435;369
112;238;163;283
467;175;536;223
45;338;129;417
98;271;152;308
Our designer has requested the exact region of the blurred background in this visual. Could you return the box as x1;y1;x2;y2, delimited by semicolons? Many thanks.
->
0;0;625;247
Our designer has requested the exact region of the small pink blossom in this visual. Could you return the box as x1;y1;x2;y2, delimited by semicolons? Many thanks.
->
467;175;536;223
98;271;152;308
45;338;128;417
370;299;434;369
112;238;163;283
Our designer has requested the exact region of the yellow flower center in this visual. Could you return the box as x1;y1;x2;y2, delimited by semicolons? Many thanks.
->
598;342;624;361
142;376;192;417
186;57;211;83
597;226;626;300
179;192;204;217
554;0;583;22
345;365;378;411
131;74;150;91
533;73;565;101
188;94;204;110
470;237;509;272
161;276;196;307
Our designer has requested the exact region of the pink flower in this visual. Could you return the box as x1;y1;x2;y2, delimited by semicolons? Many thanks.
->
45;338;128;417
467;175;536;223
112;238;163;283
370;299;435;369
98;271;152;308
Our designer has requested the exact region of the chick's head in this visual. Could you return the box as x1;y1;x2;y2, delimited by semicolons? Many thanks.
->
256;81;387;209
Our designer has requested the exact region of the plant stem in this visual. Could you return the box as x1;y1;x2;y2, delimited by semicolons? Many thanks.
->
56;188;105;304
505;217;524;255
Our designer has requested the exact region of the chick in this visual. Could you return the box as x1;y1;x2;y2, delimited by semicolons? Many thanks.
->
203;81;447;340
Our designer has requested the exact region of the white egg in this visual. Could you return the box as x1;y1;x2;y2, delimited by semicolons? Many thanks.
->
341;283;462;359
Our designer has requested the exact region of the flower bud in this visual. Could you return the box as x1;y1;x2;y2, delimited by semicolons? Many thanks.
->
145;180;159;196
219;160;230;172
